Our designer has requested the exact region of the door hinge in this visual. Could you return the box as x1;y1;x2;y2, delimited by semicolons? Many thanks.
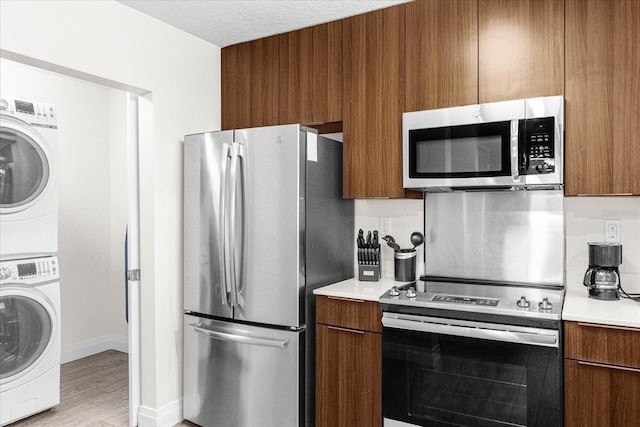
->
127;269;141;281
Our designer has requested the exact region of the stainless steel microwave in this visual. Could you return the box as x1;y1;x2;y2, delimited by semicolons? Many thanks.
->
403;96;564;191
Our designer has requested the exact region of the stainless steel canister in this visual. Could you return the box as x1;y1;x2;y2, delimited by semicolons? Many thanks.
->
394;249;417;282
587;242;622;267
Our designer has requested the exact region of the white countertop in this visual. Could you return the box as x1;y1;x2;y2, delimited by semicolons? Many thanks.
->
562;289;640;329
315;276;640;328
313;277;401;301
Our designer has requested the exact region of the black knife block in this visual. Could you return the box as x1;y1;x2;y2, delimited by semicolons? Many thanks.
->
358;244;380;282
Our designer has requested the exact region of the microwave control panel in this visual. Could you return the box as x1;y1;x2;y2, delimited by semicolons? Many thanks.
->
521;117;555;175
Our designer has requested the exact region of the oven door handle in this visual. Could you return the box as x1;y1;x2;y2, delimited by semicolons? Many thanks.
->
382;314;558;348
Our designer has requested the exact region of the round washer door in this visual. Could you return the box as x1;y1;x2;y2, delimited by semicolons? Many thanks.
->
0;115;51;213
0;292;53;380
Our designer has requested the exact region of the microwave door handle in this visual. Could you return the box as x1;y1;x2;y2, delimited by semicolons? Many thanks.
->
510;119;520;180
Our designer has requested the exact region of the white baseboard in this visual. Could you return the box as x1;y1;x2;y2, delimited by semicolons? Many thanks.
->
138;400;183;427
61;333;128;363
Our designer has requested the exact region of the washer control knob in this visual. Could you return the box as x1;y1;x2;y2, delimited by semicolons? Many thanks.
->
0;266;11;280
538;297;553;311
389;286;400;297
406;287;417;298
516;296;531;308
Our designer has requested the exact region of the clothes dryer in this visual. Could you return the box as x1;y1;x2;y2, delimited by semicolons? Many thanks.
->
0;256;61;425
0;96;58;260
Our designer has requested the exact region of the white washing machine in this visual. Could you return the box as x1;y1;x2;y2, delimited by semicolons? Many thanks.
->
0;256;60;426
0;96;58;260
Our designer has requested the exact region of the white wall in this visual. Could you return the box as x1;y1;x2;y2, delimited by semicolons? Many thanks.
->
1;0;221;422
0;59;129;359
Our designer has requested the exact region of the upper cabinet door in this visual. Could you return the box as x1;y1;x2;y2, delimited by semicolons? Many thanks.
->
279;21;343;125
565;0;640;196
221;35;279;130
478;0;564;103
406;0;479;111
343;5;406;199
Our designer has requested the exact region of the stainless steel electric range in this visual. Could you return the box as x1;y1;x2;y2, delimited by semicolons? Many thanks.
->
381;190;566;427
380;277;564;427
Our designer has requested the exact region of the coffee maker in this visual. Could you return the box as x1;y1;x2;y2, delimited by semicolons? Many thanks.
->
583;242;622;300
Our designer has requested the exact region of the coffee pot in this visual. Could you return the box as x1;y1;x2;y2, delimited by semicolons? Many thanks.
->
583;242;622;300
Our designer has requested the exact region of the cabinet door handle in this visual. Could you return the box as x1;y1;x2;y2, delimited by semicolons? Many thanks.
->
328;326;365;335
577;322;640;333
578;361;640;373
327;296;365;303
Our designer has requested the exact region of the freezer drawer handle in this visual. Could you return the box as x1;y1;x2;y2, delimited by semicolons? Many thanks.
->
190;324;289;349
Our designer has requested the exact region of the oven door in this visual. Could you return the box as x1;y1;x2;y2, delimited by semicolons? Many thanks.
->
382;313;562;427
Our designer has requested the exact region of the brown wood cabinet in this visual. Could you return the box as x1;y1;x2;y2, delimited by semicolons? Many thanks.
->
316;295;382;427
221;35;279;130
220;0;639;198
564;0;640;196
342;5;406;199
478;0;564;103
564;321;640;427
279;21;343;125
405;0;479;111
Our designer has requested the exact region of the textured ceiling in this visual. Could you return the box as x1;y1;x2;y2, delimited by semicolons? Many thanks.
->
118;0;411;47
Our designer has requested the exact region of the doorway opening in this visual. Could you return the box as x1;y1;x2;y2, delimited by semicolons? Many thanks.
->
0;58;142;426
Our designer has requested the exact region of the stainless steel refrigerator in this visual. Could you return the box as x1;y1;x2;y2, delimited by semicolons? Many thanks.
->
183;124;354;427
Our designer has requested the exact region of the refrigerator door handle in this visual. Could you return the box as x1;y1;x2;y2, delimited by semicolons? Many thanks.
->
235;142;247;306
218;142;232;306
189;323;289;349
228;142;240;306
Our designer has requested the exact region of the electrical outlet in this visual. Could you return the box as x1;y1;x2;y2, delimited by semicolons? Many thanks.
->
380;217;391;236
604;219;621;243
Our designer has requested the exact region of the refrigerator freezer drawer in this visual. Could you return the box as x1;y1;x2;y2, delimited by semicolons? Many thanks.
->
183;314;304;427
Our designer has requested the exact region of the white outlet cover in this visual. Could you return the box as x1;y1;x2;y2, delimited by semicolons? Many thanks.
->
380;217;391;236
604;219;621;243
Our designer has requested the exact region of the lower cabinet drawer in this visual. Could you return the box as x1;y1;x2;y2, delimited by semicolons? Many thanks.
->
316;295;382;333
564;321;640;368
564;358;640;427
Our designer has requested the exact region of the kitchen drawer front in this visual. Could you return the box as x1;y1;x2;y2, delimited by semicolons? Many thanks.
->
564;321;640;368
564;358;640;427
316;295;382;333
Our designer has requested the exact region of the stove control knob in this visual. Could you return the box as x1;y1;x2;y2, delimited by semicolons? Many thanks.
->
538;297;553;311
389;286;400;297
517;296;531;308
406;287;417;298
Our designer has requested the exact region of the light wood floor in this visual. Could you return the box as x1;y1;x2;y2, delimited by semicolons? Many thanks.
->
9;350;195;427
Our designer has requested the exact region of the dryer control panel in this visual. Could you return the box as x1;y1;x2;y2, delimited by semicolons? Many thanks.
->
0;256;59;284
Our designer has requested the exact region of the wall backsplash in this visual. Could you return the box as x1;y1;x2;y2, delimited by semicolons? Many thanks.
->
355;199;424;279
565;197;640;295
355;196;640;295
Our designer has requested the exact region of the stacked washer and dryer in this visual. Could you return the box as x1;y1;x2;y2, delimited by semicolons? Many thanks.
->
0;96;61;425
